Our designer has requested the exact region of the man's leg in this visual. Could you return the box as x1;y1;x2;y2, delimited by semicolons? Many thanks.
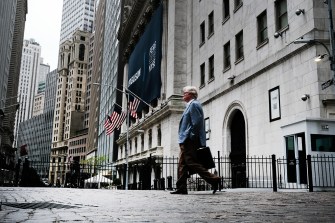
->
171;147;188;194
183;139;221;193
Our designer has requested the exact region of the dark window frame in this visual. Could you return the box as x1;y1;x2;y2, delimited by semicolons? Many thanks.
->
275;0;288;31
208;11;214;37
234;0;243;12
200;62;206;87
235;30;244;62
200;21;205;46
223;0;230;21
311;134;335;152
257;10;268;45
224;41;231;70
208;55;215;81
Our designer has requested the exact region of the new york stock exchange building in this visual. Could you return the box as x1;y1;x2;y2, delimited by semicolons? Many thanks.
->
113;0;335;190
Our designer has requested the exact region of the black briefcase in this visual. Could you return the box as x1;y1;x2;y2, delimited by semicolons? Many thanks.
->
196;147;215;169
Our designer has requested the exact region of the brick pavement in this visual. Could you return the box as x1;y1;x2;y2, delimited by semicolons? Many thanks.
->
0;187;335;222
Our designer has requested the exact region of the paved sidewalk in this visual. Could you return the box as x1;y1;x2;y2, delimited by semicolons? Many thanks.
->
1;187;335;222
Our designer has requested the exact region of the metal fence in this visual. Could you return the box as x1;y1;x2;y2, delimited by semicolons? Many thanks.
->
1;154;335;191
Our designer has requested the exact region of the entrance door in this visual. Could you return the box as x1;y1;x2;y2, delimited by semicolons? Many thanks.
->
230;110;247;188
285;133;307;184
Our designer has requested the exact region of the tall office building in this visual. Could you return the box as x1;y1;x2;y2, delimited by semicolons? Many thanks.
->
17;69;58;177
51;30;91;184
86;0;106;159
97;0;121;163
48;0;97;185
0;0;27;175
32;62;50;117
59;0;95;44
36;62;50;93
14;39;42;145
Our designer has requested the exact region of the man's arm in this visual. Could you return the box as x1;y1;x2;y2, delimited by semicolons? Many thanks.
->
188;102;204;140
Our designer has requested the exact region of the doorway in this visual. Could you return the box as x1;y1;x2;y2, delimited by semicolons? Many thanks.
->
229;110;247;188
285;133;307;184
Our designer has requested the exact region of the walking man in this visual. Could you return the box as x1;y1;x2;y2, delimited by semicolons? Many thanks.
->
171;86;220;195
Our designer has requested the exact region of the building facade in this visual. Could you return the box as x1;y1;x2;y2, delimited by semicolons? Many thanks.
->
14;39;42;142
59;0;95;44
97;0;121;163
32;63;50;117
86;0;106;159
115;0;335;189
50;30;91;185
0;0;27;176
17;69;57;178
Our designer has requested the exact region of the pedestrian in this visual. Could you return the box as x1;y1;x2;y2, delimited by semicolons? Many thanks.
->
171;86;221;195
14;158;21;186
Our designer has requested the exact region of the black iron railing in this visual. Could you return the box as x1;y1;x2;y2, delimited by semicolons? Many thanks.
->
1;154;335;192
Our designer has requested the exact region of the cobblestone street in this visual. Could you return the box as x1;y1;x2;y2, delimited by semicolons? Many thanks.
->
1;187;335;222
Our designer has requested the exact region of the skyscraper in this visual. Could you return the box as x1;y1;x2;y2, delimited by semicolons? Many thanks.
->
17;69;58;178
14;39;42;143
86;0;106;160
97;0;121;163
49;0;97;185
59;0;95;44
0;0;27;174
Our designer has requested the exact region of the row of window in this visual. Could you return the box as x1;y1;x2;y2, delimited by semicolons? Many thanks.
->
199;0;287;86
119;126;162;159
68;147;86;155
69;138;86;146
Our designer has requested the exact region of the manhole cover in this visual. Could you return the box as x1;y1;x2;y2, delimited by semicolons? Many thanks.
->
2;202;79;209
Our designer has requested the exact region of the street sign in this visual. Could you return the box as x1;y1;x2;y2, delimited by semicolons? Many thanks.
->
321;78;334;90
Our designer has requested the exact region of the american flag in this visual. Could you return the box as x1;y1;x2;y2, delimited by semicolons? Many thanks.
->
116;111;127;130
104;111;119;135
129;98;140;119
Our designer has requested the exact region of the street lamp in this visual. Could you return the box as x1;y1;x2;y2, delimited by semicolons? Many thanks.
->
293;1;335;90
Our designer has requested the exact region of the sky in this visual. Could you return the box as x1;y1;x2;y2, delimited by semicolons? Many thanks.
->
24;0;63;70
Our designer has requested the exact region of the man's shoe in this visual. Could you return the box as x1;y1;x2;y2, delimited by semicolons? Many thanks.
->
170;189;188;195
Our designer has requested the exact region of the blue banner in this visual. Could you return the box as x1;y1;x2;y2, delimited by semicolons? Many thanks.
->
127;4;163;111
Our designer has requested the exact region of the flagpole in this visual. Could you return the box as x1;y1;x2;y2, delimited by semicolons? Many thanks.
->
122;86;154;109
92;82;130;190
125;93;130;190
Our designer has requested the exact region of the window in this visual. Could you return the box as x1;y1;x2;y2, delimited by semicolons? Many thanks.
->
235;30;244;61
223;41;231;69
200;63;205;86
257;10;268;45
148;129;152;149
157;125;161;146
134;137;138;153
275;0;288;31
223;0;230;20
311;134;335;152
200;21;205;45
208;55;214;80
208;11;214;36
141;134;144;152
79;44;85;61
234;0;242;11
